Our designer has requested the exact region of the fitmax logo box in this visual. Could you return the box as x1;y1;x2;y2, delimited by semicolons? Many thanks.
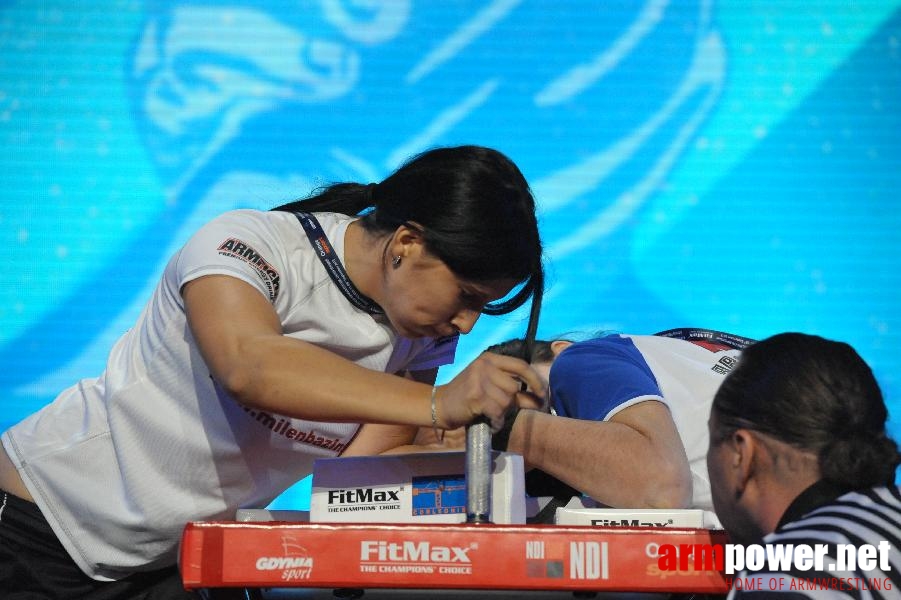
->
310;451;525;524
555;507;706;528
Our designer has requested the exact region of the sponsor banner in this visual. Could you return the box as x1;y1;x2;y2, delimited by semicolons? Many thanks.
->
181;521;729;593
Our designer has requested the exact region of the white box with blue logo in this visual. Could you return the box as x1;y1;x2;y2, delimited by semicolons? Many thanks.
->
310;451;526;524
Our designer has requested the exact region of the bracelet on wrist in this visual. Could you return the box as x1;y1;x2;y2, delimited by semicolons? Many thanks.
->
430;386;444;443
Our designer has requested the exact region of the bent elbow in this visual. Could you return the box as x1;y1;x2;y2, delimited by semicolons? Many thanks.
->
583;470;693;509
215;365;259;406
644;474;693;509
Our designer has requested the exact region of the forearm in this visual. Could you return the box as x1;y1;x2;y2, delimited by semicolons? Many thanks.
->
380;443;455;455
508;411;692;508
183;276;543;431
342;424;420;456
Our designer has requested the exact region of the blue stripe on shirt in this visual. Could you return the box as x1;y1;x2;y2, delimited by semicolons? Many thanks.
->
550;335;662;422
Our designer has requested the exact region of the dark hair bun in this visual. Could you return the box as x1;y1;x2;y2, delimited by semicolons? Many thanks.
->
819;432;900;489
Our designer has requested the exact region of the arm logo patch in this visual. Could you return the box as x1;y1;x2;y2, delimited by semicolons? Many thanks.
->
218;238;281;302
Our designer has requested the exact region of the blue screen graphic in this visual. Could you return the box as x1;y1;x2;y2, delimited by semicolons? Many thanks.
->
412;474;466;516
2;1;900;510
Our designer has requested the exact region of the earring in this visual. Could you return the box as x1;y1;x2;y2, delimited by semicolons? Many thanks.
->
392;255;402;268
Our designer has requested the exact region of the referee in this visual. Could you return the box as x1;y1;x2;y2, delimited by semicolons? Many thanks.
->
707;332;901;598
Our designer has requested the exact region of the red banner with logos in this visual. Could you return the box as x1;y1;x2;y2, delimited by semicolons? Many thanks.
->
180;521;730;594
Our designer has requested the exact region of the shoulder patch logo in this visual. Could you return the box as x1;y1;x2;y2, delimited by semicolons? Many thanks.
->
218;238;281;302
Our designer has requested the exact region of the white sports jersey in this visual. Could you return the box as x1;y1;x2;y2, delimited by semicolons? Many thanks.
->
2;209;456;580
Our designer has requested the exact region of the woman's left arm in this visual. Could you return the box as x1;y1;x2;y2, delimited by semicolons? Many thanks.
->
343;368;438;456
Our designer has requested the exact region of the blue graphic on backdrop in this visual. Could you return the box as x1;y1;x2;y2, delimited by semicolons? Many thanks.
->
0;0;723;401
2;0;900;500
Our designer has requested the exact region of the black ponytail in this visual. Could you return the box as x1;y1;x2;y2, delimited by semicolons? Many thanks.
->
271;182;374;217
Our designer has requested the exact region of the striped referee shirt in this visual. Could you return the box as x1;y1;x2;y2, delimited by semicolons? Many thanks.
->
729;481;901;599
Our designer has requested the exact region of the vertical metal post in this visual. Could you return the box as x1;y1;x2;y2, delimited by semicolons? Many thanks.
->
465;417;492;523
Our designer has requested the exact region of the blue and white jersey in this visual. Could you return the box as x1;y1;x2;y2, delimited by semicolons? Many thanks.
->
550;333;742;511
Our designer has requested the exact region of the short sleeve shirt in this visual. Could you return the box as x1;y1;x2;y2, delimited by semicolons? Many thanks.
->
3;209;457;580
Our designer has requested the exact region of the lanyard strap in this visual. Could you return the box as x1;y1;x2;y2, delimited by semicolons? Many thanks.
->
294;212;384;315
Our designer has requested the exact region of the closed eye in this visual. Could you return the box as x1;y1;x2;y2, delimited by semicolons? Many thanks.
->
459;288;485;311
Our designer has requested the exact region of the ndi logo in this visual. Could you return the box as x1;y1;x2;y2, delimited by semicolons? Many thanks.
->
524;540;609;580
570;542;609;580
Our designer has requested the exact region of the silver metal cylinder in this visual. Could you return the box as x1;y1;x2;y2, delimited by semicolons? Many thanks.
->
465;418;492;523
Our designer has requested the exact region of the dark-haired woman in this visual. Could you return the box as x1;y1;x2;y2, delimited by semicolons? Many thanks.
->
0;145;545;598
707;332;901;598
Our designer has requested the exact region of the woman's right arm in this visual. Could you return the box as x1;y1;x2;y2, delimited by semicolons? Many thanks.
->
182;274;543;429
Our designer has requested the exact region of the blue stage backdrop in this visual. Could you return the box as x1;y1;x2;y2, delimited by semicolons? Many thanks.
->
2;1;900;510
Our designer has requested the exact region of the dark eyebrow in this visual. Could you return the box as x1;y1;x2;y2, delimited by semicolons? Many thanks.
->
459;285;492;308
